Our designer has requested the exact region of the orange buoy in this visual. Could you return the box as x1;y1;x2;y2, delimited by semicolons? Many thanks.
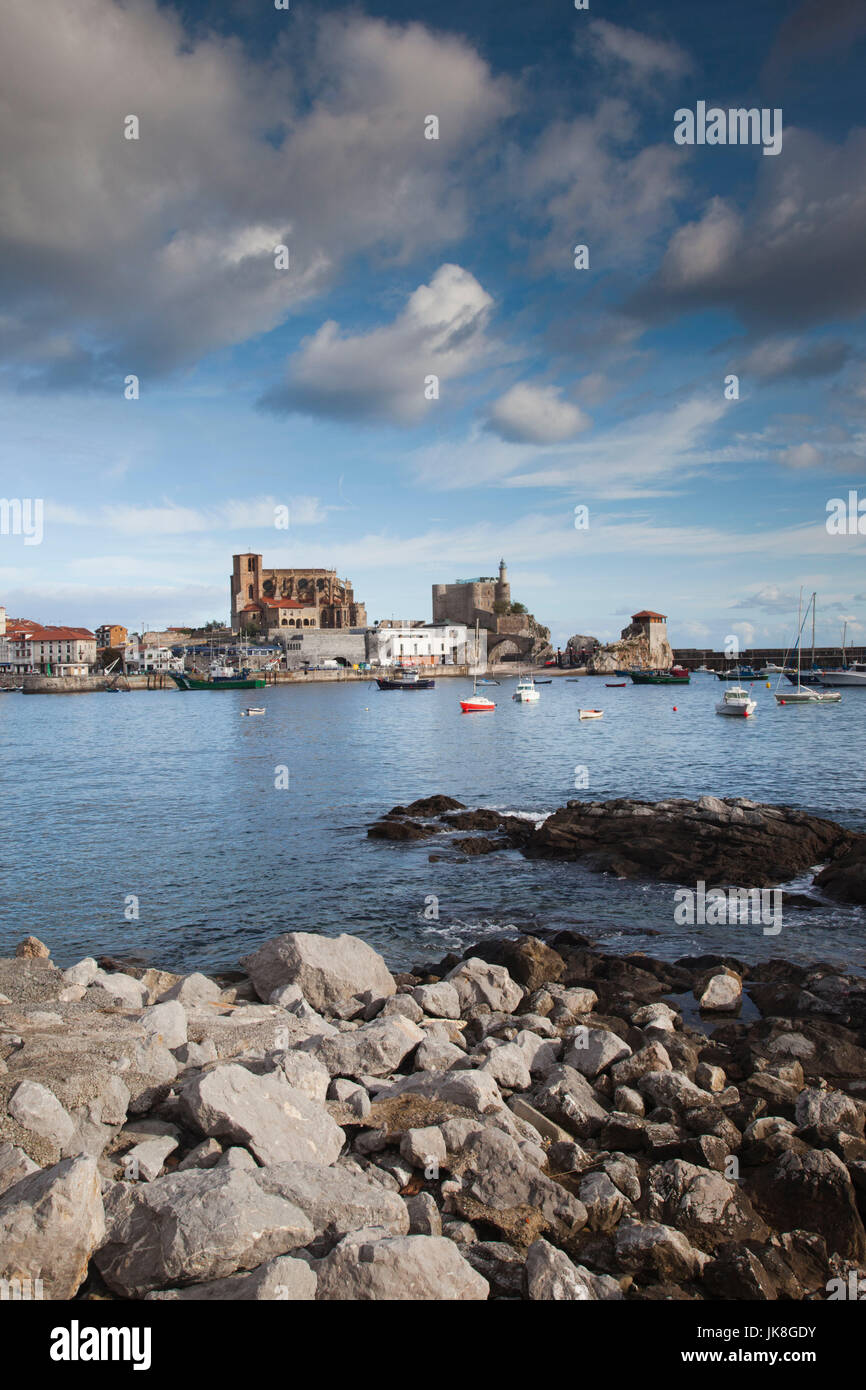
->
673;706;677;711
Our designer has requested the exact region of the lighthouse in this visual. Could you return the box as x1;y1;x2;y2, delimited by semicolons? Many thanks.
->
495;559;510;607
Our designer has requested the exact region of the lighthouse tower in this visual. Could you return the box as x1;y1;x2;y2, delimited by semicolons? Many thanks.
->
495;558;510;608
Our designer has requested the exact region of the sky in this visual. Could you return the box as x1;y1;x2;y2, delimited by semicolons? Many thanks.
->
1;0;865;652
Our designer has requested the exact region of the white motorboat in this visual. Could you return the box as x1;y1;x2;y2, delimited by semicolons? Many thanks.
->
579;708;603;720
716;685;756;717
513;675;540;703
241;706;266;716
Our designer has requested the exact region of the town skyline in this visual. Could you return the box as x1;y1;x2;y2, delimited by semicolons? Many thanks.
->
1;0;864;650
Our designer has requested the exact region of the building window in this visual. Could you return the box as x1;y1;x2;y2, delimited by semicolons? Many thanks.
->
248;585;254;599
247;557;254;572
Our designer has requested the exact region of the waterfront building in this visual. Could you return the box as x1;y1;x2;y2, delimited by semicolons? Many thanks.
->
367;622;483;668
0;619;96;675
95;623;128;650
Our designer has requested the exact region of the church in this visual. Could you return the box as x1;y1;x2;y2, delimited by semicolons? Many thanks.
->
230;553;367;635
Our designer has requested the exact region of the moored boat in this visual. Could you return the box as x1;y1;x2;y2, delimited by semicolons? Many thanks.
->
630;666;690;685
376;665;435;690
716;685;757;717
579;708;603;719
513;675;540;703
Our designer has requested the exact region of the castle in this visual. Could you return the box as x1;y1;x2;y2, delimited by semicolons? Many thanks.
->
230;553;367;634
432;560;551;663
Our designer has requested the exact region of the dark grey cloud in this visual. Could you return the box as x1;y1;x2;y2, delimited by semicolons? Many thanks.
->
0;1;512;386
629;129;866;332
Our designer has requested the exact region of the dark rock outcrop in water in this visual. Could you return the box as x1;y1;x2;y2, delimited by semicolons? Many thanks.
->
371;794;866;901
2;930;866;1301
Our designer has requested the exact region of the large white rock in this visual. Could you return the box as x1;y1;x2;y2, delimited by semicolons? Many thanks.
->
0;1155;105;1299
412;982;461;1019
158;973;222;1007
7;1081;75;1148
0;1143;39;1196
179;1063;344;1166
524;1238;623;1300
95;1167;314;1297
298;1016;424;1079
445;958;523;1015
252;1161;409;1250
146;1254;316;1300
139;1001;187;1049
316;1232;489;1300
564;1028;631;1079
241;933;396;1013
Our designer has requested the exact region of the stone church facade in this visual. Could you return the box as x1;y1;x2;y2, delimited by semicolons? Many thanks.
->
230;553;367;634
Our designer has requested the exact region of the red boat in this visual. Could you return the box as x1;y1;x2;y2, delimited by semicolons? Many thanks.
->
605;682;626;687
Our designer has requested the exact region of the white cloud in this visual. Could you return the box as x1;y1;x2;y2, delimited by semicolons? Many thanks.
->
486;383;591;444
779;443;822;469
587;20;693;81
413;394;727;497
265;264;495;424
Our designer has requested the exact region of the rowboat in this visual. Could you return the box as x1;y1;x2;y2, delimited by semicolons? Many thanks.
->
605;682;626;687
579;709;603;719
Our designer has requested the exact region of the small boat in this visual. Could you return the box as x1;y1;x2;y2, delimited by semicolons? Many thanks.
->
775;591;842;705
534;679;553;685
241;707;266;716
631;666;690;685
605;682;626;688
716;685;757;717
476;678;500;686
579;709;603;719
461;672;495;713
376;666;435;690
566;678;581;683
513;675;540;703
170;659;265;691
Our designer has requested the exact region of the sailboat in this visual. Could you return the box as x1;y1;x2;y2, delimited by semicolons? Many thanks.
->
775;592;841;705
460;621;495;712
817;621;866;687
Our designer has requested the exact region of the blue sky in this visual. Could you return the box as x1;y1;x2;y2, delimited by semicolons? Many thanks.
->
1;0;864;650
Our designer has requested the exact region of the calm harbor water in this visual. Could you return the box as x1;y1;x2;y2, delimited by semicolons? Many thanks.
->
2;674;865;974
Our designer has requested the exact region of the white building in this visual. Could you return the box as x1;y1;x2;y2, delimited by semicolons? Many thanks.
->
0;621;97;675
366;623;484;670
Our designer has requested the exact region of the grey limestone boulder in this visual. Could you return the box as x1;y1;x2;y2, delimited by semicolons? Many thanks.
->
179;1063;344;1167
241;933;396;1013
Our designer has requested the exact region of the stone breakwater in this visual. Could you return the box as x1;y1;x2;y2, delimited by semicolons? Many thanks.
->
369;794;866;903
1;929;865;1301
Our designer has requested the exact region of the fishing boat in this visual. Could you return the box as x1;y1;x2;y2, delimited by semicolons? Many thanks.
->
241;707;266;716
376;666;435;690
775;592;842;705
170;660;265;691
513;675;540;703
630;666;690;685
579;709;603;720
716;685;757;718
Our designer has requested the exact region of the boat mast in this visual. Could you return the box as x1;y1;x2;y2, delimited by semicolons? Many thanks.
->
796;588;802;692
811;592;816;671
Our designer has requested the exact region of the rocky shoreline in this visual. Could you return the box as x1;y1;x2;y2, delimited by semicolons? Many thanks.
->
2;925;865;1302
369;794;866;902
